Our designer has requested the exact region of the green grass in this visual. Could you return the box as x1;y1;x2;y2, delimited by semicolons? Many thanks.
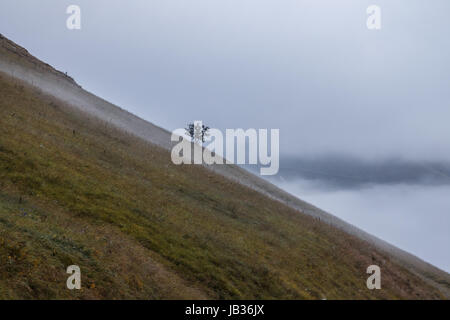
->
0;72;445;299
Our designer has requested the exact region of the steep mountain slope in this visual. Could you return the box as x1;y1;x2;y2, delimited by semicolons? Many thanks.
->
0;34;449;299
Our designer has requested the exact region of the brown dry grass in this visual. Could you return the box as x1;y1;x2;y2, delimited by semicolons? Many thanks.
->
0;71;446;299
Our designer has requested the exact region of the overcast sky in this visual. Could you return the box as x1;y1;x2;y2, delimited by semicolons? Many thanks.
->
1;0;449;161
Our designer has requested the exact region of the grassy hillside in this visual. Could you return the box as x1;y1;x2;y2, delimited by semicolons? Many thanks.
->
0;72;446;299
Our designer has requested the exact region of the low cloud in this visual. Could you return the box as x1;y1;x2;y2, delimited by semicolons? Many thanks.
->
276;178;450;273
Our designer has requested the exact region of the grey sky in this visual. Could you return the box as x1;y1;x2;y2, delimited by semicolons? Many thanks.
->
1;0;449;161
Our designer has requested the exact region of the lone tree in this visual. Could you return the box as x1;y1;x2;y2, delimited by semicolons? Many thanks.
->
186;122;210;143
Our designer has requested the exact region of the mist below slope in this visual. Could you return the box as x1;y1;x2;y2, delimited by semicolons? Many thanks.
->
257;157;450;273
